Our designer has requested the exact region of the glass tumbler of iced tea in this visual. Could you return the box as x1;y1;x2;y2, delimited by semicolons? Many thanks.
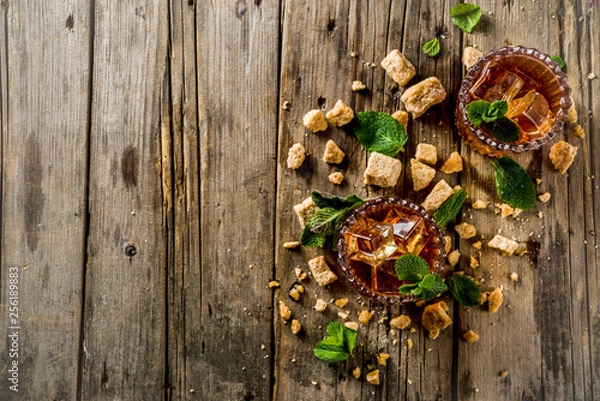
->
336;197;448;305
456;46;571;157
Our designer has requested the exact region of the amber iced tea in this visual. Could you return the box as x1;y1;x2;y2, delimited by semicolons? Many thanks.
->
337;198;447;304
456;46;571;156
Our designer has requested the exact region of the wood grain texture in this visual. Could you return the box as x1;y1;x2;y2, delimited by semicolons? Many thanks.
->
0;1;90;399
193;1;280;400
80;1;169;399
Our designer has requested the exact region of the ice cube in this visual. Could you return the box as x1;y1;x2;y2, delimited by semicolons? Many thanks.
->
507;90;555;138
470;61;524;102
384;209;431;256
371;259;402;294
345;217;397;266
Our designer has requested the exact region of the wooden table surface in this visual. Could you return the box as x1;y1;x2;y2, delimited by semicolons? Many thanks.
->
0;1;598;400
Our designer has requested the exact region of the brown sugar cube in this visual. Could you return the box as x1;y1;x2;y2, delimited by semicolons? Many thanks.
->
549;140;578;174
463;330;480;343
390;314;411;330
447;249;461;267
439;151;463;174
455;222;477;239
400;77;447;118
538;192;551;203
462;46;483;69
422;301;452;340
335;298;349;308
410;159;436;191
487;287;504;313
377;353;390;366
366;369;380;385
381;49;416;86
352;80;366;92
279;301;292;320
392;110;409;129
421;179;454;213
574;124;585;138
358;310;374;325
352;367;362;379
314;299;328;312
415;143;438;165
328;172;344;185
291;319;302;335
364;152;402;188
308;256;338;286
287;143;306;169
303;109;328;132
323;139;346;164
488;234;519;255
293;197;319;227
326;100;355;127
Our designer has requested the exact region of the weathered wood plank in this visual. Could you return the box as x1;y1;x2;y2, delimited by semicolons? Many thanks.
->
0;1;90;399
80;2;169;399
193;1;280;400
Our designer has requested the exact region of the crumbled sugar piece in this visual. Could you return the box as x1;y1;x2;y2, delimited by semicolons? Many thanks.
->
447;249;461;267
538;192;551;203
422;301;452;340
500;371;509;378
589;72;596;80
421;179;454;213
462;46;483;69
377;353;390;366
512;208;523;218
352;80;366;91
488;235;519;255
303;109;328;132
443;235;452;254
366;370;380;385
574;124;585;138
288;284;304;301
392;110;409;128
439;151;463;174
314;299;328;312
472;200;488;210
401;77;447;118
463;330;479;343
323;139;346;164
335;298;349;308
279;301;292;320
328;172;344;185
415;143;438;165
364;152;402;188
410;159;436;191
487;287;504;313
510;272;519;282
381;49;416;86
338;312;349;320
406;338;414;349
455;222;477;239
283;241;300;249
352;367;362;379
326;100;354;127
287;143;306;170
358;310;374;325
293;197;319;227
549;140;578;174
568;102;578;123
472;241;482;250
294;268;308;281
345;322;359;331
291;319;301;335
268;280;280;288
308;256;338;286
390;314;411;330
470;256;480;269
500;203;514;218
282;101;290;110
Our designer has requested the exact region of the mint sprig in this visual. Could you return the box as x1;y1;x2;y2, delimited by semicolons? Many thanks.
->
550;55;566;70
450;3;482;33
433;189;466;228
422;38;441;57
351;111;408;157
490;157;537;210
394;255;480;306
466;99;520;143
314;322;357;363
301;191;364;249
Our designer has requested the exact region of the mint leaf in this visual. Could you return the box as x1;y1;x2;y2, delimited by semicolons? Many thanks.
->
326;321;345;341
314;342;350;363
314;322;357;363
414;274;449;300
399;283;418;294
433;189;466;228
466;100;490;126
448;274;480;307
422;38;441;57
490;157;537;210
342;326;357;357
550;55;566;70
311;191;364;209
301;225;326;247
352;111;408;157
450;3;482;33
484;116;521;143
482;100;508;122
394;254;430;282
308;207;347;236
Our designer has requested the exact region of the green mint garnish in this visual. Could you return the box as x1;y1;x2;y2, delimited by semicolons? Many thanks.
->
314;322;357;363
450;3;482;33
433;189;466;228
395;255;447;301
550;55;566;70
422;38;441;57
394;254;430;282
351;111;408;157
490;157;537;210
300;191;364;249
448;274;481;307
466;99;520;143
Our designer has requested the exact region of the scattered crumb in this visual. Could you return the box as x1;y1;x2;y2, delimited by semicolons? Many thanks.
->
326;100;354;127
444;235;452;254
390;314;411;330
415;143;438;165
422;179;455;213
538;192;551;203
588;72;596;80
472;241;482;250
470;256;480;269
366;370;380;385
487;287;504;313
293;197;319;227
549;140;578;174
291;319;301;335
512;208;523;218
478;292;488;305
515;242;528;256
472;200;488;210
574;124;585;138
488;235;519;255
338;312;349;320
323;139;346;164
282;101;290;110
358;310;374;325
463;330;479;343
406;338;414;349
289;284;305;301
462;46;483;69
328;172;344;185
303;109;328;132
352;80;366;92
279;301;292;320
510;272;519;282
448;249;461;267
439;151;463;174
381;49;416;86
392;110;409;128
294;267;308;281
335;298;349;308
422;301;452;339
314;299;328;312
401;77;447;118
308;256;338;286
500;371;509;378
287;143;306;169
352;367;362;379
345;322;359;331
283;241;300;249
377;353;390;366
500;203;514;218
410;159;436;191
364;152;402;188
268;280;280;288
455;222;477;239
536;178;542;185
568;103;578;123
